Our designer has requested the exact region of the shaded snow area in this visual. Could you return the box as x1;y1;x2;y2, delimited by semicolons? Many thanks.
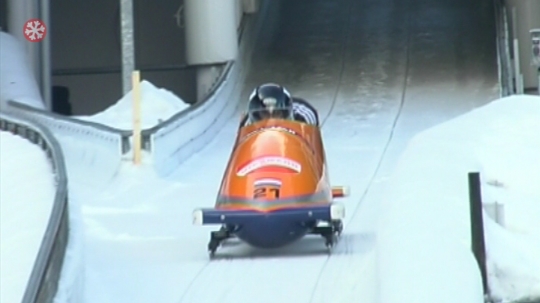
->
378;95;540;303
76;80;190;130
0;31;45;110
0;131;56;303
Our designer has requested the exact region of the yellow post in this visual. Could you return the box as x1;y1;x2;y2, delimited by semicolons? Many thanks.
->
132;70;142;165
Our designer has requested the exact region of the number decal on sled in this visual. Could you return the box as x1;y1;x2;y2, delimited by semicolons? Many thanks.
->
253;187;280;200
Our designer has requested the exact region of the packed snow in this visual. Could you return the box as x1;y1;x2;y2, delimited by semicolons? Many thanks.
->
0;30;55;303
0;131;56;303
378;95;540;303
76;80;190;130
0;31;45;110
4;0;537;302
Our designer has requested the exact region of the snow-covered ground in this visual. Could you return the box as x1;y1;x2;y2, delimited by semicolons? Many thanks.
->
378;95;540;303
0;131;56;303
0;30;56;303
76;80;190;130
0;31;45;110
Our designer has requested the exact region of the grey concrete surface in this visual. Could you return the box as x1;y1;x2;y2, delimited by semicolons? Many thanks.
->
50;0;196;115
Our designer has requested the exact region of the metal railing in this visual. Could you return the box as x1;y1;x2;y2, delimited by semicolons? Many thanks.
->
0;112;69;303
52;63;195;76
140;60;234;150
6;100;132;155
140;12;251;151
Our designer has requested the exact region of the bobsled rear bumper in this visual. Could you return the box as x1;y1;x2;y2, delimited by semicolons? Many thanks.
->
192;203;345;226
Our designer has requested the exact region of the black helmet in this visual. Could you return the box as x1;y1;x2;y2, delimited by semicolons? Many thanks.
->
248;83;293;122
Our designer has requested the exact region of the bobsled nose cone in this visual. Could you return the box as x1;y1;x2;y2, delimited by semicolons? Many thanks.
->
330;203;346;220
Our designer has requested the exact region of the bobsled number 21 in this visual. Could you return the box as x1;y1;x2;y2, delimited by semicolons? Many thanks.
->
192;92;350;258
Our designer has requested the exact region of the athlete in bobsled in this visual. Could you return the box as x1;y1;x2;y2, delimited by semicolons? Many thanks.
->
240;83;319;126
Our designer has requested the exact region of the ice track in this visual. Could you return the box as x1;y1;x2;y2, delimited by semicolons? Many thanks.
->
61;0;499;302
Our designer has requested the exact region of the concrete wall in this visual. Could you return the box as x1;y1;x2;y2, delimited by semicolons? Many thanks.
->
3;0;50;109
506;0;540;90
0;0;7;31
50;0;196;115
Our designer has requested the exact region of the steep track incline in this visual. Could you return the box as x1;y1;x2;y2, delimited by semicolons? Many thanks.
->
74;0;498;302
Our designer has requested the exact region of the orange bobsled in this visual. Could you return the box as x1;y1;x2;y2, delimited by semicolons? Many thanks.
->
192;116;349;257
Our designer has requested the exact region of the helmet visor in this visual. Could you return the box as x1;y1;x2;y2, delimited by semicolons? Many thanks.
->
251;107;291;121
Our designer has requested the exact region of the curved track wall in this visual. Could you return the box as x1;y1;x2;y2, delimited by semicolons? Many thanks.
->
4;0;271;297
0;113;69;303
5;0;272;178
5;101;130;184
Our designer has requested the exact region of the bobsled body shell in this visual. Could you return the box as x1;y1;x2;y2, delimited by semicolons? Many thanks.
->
216;119;333;211
200;206;336;248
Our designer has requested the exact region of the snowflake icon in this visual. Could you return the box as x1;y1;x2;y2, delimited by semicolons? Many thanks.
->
23;18;47;42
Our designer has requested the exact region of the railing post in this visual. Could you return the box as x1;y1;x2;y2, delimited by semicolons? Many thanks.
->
468;172;490;297
132;70;142;165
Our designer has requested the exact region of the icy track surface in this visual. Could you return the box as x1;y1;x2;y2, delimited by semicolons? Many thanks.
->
0;131;55;303
62;0;498;302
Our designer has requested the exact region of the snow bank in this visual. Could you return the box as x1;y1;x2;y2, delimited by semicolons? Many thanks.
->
76;80;190;130
378;95;540;303
0;131;56;303
0;31;45;110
